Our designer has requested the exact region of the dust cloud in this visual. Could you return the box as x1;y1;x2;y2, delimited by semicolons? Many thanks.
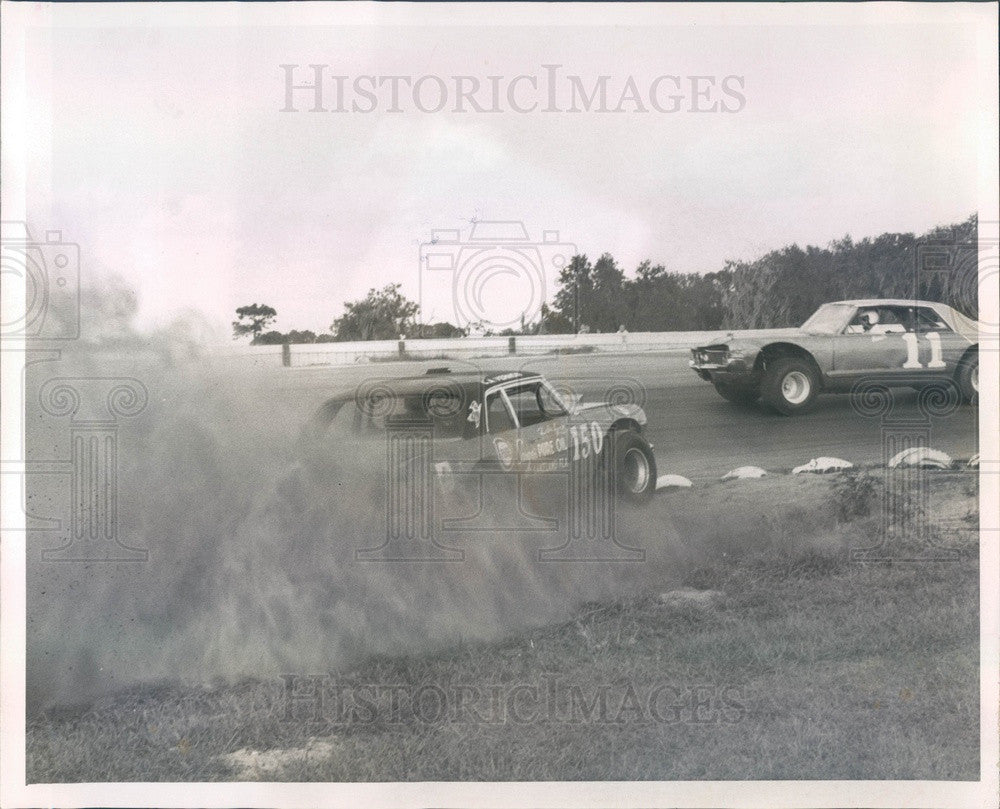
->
24;280;840;712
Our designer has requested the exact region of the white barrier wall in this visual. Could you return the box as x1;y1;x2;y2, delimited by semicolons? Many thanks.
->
212;329;796;368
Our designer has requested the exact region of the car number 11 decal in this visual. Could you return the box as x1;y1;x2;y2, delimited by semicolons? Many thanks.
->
901;332;946;369
569;422;605;461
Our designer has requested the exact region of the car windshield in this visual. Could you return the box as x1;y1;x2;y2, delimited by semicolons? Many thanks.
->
503;382;568;427
486;381;568;433
801;303;856;334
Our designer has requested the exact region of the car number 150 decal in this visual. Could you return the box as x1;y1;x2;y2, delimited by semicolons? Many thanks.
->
569;422;605;460
901;332;946;369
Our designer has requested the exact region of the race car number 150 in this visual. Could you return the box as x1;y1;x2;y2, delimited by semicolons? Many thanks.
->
569;422;605;460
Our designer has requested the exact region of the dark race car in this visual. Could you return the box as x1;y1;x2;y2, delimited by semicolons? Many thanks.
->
305;368;658;504
690;299;980;415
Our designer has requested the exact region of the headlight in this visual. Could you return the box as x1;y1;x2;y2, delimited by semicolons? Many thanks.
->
726;348;746;361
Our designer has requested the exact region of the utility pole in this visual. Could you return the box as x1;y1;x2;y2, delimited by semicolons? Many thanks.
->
574;274;580;335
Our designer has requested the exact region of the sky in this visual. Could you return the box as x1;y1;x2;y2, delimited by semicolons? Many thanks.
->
15;4;994;336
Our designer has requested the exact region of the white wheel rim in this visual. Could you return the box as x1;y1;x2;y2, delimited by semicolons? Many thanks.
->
623;448;650;494
971;365;978;393
781;370;811;405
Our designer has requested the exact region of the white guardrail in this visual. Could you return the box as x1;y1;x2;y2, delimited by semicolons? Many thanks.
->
210;330;792;368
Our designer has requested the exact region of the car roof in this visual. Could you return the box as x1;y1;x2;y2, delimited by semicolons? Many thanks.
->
377;369;543;395
819;299;978;340
828;298;953;309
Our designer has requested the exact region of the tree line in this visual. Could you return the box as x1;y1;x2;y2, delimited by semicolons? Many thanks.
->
233;214;978;343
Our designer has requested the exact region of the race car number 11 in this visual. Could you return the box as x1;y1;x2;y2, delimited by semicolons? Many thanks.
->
569;422;605;460
902;332;946;370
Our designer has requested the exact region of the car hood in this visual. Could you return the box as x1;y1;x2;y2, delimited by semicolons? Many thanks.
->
569;400;647;425
694;327;805;350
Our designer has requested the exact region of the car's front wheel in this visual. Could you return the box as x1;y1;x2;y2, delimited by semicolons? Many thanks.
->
612;430;657;504
713;379;759;406
762;357;820;415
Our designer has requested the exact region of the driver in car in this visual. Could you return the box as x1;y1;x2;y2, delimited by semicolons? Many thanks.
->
846;308;906;334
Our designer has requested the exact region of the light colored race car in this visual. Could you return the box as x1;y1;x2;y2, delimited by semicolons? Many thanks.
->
309;368;659;503
690;299;980;415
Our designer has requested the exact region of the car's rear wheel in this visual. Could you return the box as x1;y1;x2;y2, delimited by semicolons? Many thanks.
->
713;379;759;406
613;430;657;504
957;353;979;405
762;357;820;415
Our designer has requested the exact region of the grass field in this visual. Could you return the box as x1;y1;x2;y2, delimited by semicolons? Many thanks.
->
26;471;980;782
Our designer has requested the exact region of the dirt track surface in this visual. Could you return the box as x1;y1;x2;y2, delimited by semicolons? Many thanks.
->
251;351;980;480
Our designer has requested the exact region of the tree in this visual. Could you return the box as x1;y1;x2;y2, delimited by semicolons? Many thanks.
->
255;330;287;345
539;302;574;334
625;260;680;330
332;284;419;341
552;255;594;333
720;215;977;328
937;214;979;319
548;253;629;333
232;303;277;342
722;246;835;328
410;322;465;338
590;253;628;331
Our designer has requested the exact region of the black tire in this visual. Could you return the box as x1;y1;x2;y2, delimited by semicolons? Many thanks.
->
761;357;820;415
957;352;979;405
612;430;657;504
713;379;759;406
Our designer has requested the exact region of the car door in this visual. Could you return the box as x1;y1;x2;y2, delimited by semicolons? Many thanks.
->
830;305;912;379
483;386;521;470
912;305;968;375
489;382;573;473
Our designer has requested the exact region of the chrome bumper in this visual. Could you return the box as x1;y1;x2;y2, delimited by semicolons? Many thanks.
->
689;359;727;371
